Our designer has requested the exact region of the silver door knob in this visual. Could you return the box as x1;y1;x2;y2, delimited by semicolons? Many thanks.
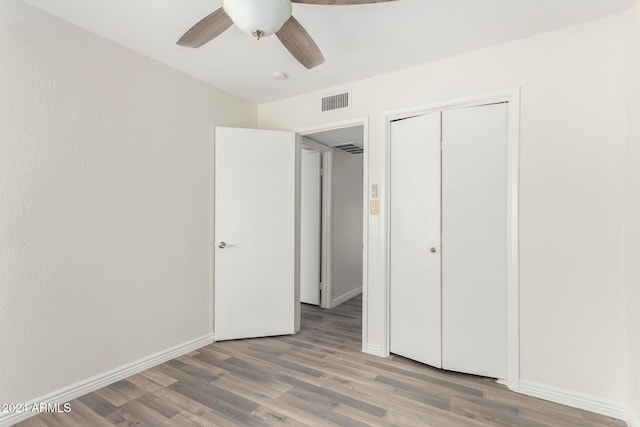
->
430;247;437;253
218;241;226;249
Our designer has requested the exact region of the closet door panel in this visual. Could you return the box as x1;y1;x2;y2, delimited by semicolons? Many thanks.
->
441;103;508;379
389;112;442;368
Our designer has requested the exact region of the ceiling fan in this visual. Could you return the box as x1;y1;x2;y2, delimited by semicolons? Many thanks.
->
177;0;397;70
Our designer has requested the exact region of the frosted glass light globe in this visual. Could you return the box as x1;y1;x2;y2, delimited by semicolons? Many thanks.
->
222;0;292;38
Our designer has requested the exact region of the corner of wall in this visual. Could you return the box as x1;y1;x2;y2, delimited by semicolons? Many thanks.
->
1;0;255;411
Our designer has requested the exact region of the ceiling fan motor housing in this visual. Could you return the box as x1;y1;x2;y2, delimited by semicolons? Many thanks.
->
222;0;292;38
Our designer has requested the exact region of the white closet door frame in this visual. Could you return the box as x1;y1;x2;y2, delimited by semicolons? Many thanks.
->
382;88;521;391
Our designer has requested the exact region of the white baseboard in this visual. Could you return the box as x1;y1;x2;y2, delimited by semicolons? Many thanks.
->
519;381;626;421
362;342;387;358
628;408;640;427
0;334;214;427
329;287;362;308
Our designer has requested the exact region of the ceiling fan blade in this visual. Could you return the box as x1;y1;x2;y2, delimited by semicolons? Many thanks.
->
291;0;396;4
177;8;233;48
276;16;325;69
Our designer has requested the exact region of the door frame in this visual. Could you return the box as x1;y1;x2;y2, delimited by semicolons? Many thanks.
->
382;88;521;391
297;117;369;315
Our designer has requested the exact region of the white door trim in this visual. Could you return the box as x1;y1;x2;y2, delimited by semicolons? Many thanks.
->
297;117;369;336
300;136;333;153
320;150;333;308
382;88;521;391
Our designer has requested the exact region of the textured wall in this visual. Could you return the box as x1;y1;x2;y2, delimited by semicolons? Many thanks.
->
259;13;628;407
0;0;256;404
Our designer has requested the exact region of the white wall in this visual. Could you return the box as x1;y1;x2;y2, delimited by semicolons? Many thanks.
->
260;13;628;408
626;1;640;423
0;0;256;407
329;150;363;305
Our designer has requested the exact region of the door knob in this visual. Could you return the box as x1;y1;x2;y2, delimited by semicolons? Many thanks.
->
217;241;235;249
430;247;437;253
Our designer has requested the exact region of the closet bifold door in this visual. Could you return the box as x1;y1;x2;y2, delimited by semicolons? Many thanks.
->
389;112;442;368
441;103;508;379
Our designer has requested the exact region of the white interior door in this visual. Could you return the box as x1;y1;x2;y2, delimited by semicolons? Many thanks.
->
441;103;508;378
389;112;442;368
214;127;299;341
300;151;321;305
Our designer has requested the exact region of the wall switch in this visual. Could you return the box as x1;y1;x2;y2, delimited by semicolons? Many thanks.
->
369;200;379;215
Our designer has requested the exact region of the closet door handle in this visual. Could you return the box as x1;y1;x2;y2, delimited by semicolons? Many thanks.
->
429;247;437;253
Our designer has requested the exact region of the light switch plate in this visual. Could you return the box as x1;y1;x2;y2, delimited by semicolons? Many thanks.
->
369;200;379;215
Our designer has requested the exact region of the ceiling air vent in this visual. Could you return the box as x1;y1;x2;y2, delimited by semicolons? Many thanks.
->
321;92;350;112
334;143;363;155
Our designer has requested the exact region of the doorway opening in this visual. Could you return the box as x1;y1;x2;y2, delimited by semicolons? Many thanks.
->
298;121;367;340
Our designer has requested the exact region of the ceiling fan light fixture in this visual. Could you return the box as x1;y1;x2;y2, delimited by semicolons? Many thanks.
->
222;0;292;39
178;0;397;69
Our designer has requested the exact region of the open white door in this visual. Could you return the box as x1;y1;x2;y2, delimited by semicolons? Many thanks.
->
300;151;321;305
214;127;299;341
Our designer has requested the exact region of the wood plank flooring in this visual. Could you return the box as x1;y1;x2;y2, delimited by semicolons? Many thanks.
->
17;296;625;426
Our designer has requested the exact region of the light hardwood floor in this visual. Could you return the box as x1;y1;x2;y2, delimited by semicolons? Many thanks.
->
18;296;625;426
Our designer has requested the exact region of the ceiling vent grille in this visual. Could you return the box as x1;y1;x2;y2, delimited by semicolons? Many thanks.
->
334;143;363;155
322;92;350;112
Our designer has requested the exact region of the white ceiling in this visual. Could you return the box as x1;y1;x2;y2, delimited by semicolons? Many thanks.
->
22;0;632;104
